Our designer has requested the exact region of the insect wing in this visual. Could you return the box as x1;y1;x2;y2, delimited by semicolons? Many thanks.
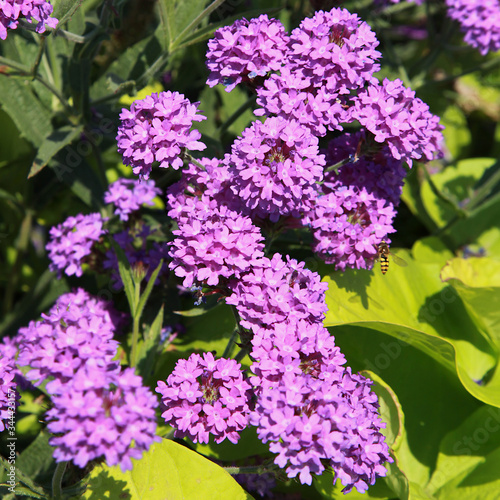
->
390;252;408;268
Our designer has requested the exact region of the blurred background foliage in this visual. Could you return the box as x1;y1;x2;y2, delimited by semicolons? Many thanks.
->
1;0;500;499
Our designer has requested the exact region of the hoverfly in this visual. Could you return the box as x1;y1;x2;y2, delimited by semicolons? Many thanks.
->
376;240;407;275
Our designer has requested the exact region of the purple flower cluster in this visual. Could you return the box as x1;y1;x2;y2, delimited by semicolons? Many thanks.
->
0;353;16;432
353;78;444;166
46;213;106;278
249;9;381;138
255;66;349;136
251;363;391;492
287;8;381;95
167;158;241;217
116;91;206;179
0;0;58;40
324;131;407;208
307;189;394;271
104;178;161;221
46;364;160;471
225;116;325;222
156;353;252;444
169;196;265;288
246;312;392;491
445;0;500;55
227;254;329;334
17;289;121;394
303;132;406;271
206;14;289;92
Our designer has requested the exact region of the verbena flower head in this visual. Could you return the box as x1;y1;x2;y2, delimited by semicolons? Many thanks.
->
0;0;58;40
206;14;289;92
307;187;395;271
103;227;167;290
288;8;381;95
46;213;106;278
156;352;252;444
104;178;161;221
53;287;128;332
445;0;500;55
249;318;346;384
169;195;265;288
116;91;206;179
17;289;120;394
46;364;160;471
0;353;16;432
166;158;243;219
323;131;407;208
353;78;444;166
305;131;406;271
225;116;325;222
226;254;329;335
255;66;350;136
249;325;391;493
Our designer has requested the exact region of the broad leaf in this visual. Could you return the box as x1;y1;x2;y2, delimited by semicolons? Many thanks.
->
322;242;500;407
0;77;53;148
420;158;500;247
29;125;84;178
83;439;251;499
441;257;500;347
429;405;500;499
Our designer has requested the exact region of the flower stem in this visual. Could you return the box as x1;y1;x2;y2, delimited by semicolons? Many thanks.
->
51;461;68;500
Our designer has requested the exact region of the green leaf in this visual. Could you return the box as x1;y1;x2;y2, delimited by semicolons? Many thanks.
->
330;324;480;490
411;237;454;266
48;154;105;209
420;158;500;247
83;440;251;500
176;303;236;357
0;456;47;498
0;76;53;148
401;166;438;233
135;260;164;323
29;125;84;178
137;305;164;380
322;244;500;407
440;105;471;160
441;257;500;348
383;460;410;500
361;371;405;450
16;432;54;483
111;239;136;317
161;0;225;51
173;307;209;317
358;371;409;499
428;405;500;499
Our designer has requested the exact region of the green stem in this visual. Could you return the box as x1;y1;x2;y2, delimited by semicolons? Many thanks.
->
184;153;208;171
91;80;137;105
222;328;238;359
18;18;88;44
51;461;67;500
31;36;46;79
0;56;73;115
170;0;227;51
130;283;142;367
324;158;350;174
